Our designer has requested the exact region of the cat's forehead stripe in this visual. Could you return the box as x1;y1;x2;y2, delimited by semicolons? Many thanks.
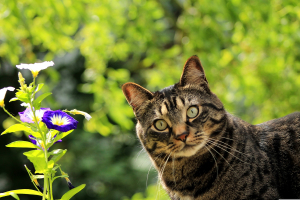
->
161;101;169;115
176;96;185;108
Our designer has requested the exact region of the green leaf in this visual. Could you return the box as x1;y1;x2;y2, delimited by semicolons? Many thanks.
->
28;130;42;138
60;184;86;200
23;150;47;173
0;189;43;198
35;83;44;93
32;92;52;110
54;130;73;143
15;91;30;103
39;122;48;134
1;124;31;135
48;160;55;169
6;141;39;148
8;192;20;200
50;149;67;163
1;124;41;138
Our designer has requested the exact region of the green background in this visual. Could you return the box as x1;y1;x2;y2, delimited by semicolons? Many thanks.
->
0;0;300;199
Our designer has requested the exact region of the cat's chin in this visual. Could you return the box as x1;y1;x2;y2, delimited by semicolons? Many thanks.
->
174;142;206;157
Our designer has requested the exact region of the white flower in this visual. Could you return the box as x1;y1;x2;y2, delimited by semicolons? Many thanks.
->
16;61;54;77
20;102;31;107
69;109;92;121
0;87;15;107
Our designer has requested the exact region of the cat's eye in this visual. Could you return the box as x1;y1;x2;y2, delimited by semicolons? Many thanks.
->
187;106;199;118
154;119;168;131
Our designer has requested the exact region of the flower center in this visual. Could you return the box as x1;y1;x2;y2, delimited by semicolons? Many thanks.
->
0;100;4;107
26;111;41;122
31;70;39;78
51;114;70;126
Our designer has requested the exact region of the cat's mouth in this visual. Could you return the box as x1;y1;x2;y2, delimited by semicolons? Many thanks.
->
182;144;196;150
175;141;206;157
175;144;198;157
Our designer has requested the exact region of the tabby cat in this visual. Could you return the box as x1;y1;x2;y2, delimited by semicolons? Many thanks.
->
122;55;300;199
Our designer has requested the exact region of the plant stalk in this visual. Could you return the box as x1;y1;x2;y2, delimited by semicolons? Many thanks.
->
29;101;51;200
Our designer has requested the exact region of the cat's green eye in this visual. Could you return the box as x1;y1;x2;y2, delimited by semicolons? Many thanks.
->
154;119;168;131
187;106;199;118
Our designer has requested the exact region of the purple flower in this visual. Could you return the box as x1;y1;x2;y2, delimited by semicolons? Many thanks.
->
42;110;78;132
19;108;51;123
29;135;62;150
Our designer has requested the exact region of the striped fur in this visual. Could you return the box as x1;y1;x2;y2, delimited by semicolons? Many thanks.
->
122;55;300;199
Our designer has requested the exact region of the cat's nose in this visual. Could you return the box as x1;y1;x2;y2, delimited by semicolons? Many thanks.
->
175;131;189;142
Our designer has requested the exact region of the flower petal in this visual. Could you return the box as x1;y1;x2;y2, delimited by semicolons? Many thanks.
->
20;102;30;107
16;61;54;72
0;87;15;100
28;135;37;145
19;108;51;123
42;110;78;132
69;109;92;121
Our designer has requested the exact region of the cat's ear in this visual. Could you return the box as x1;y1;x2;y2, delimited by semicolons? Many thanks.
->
122;82;154;111
179;55;208;86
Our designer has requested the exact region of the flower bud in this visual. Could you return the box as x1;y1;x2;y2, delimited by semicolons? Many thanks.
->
18;72;27;90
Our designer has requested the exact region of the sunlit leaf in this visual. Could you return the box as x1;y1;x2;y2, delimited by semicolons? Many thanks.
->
33;92;52;110
23;150;47;173
35;83;44;93
1;124;31;135
6;141;39;149
47;160;54;169
15;91;30;103
53;130;73;143
60;184;86;200
8;192;19;200
0;189;43;198
50;149;67;163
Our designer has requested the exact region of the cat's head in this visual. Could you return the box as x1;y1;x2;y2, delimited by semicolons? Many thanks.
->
122;55;226;158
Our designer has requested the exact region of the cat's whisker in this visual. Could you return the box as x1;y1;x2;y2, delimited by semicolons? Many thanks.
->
218;136;235;141
155;153;170;200
189;137;205;143
155;176;160;200
207;140;251;165
134;147;146;163
160;152;172;178
172;154;177;187
204;145;219;178
206;143;232;169
146;153;163;189
156;152;172;200
146;164;153;189
209;138;251;157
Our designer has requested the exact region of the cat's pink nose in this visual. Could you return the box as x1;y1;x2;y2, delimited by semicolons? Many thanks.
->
175;132;189;142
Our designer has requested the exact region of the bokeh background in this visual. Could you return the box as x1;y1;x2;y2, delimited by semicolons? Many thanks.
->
1;0;300;199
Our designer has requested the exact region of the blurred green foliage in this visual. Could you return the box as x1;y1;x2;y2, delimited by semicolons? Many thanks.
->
0;0;300;199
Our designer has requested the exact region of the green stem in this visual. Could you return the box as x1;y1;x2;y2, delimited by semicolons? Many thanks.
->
2;106;37;130
29;102;50;200
49;175;53;200
2;107;23;123
33;77;36;88
30;78;53;200
43;174;48;200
